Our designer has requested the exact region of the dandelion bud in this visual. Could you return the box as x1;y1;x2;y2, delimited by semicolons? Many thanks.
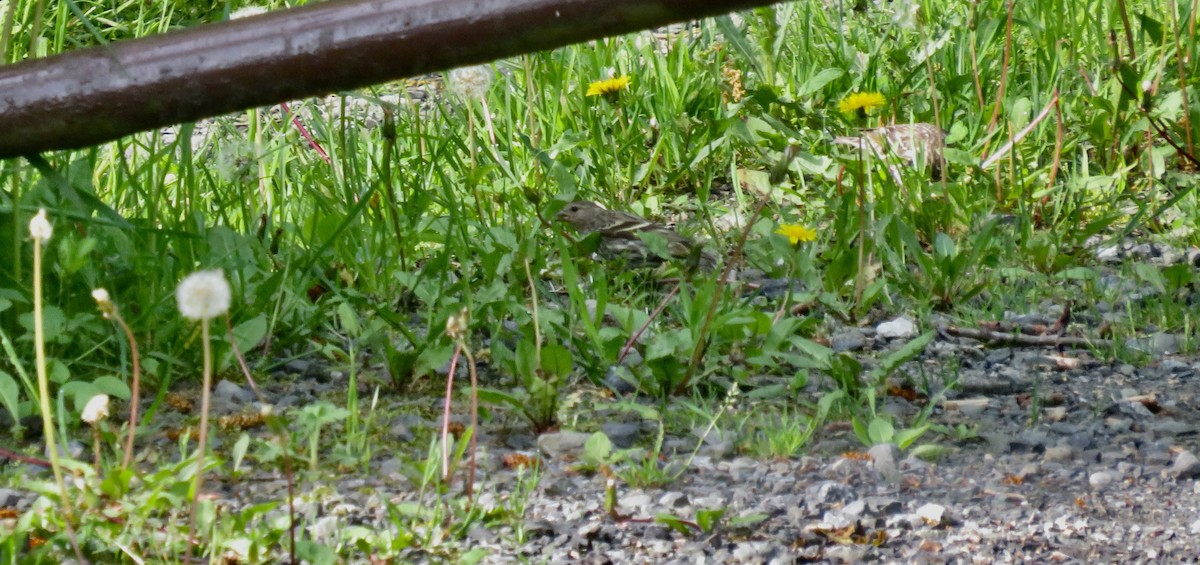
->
446;307;470;340
81;394;110;424
92;288;116;318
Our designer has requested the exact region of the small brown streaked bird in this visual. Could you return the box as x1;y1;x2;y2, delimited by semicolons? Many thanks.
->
555;200;719;272
833;122;946;181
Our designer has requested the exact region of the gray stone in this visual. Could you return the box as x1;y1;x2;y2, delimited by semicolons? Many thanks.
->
865;496;903;515
1089;470;1118;489
841;499;866;518
388;421;414;443
283;359;311;374
601;422;648;448
0;488;24;507
617;492;652;512
214;379;254;404
467;525;498;544
1066;432;1096;451
1043;445;1074;463
1096;245;1122;262
1150;420;1198;436
659;491;689;509
1125;332;1180;355
375;457;404;478
1169;450;1200;479
604;366;638;395
537;431;593;460
805;481;856;508
985;348;1014;364
540;477;578;498
830;328;868;352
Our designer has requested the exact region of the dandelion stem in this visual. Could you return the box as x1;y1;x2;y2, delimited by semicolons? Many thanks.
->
32;229;85;563
186;317;214;560
111;310;142;470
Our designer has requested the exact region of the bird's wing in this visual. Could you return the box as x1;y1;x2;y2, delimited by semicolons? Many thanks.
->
595;210;665;239
594;209;719;268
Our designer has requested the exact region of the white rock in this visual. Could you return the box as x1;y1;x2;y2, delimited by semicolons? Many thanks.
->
876;317;917;339
916;503;947;526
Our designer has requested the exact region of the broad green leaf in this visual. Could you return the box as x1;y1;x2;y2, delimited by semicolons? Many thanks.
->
729;512;770;528
582;432;613;466
797;68;843;96
0;371;21;432
231;433;251;472
92;375;131;400
539;343;573;379
656;514;694;536
894;423;931;449
476;388;526;410
1133;263;1166;294
868;418;895;444
870;331;934;383
336;302;360;336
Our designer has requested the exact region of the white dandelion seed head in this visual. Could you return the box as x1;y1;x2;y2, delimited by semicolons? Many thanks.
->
448;64;494;101
176;270;232;320
1141;80;1153;94
29;209;52;243
884;0;919;30
853;51;870;74
215;139;257;185
81;394;110;424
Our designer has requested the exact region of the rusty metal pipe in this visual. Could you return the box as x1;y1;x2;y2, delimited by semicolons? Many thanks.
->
0;0;777;159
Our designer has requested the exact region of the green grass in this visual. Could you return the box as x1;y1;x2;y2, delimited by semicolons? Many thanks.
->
2;0;1199;561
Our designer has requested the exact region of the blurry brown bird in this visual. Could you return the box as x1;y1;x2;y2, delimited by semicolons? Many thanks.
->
555;200;719;272
833;123;946;181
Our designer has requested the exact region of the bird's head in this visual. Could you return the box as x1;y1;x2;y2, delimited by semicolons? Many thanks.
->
554;200;605;230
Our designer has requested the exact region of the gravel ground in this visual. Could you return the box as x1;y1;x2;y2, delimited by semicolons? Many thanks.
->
44;244;1190;563
172;318;1199;564
6;242;1200;563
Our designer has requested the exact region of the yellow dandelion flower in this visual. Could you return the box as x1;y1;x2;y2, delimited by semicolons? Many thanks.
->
775;224;817;246
586;75;632;98
838;92;886;116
